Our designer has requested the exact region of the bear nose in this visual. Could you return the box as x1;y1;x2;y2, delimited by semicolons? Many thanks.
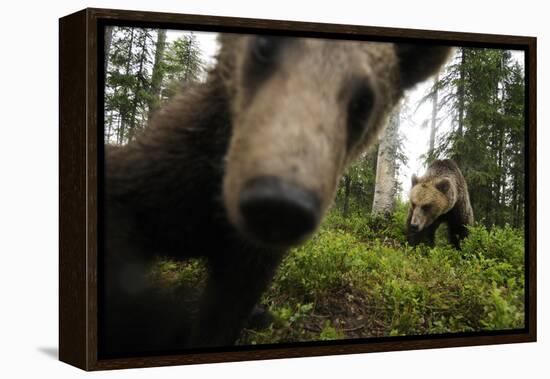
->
410;223;419;231
239;176;320;246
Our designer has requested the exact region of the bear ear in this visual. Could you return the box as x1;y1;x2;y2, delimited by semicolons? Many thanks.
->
411;174;419;187
395;44;452;90
435;178;450;194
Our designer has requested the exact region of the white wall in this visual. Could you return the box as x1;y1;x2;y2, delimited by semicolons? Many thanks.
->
0;0;546;377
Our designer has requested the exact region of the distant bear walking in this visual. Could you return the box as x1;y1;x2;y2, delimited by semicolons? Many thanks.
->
103;33;451;355
407;159;474;248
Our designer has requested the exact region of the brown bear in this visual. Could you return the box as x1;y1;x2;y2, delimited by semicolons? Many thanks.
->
102;33;451;355
407;159;474;249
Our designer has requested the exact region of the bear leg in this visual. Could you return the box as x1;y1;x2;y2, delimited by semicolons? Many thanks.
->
407;222;438;247
424;223;438;247
100;245;197;355
101;284;195;355
448;223;469;250
188;246;283;348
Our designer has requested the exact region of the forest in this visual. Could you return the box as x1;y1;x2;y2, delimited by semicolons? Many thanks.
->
104;27;526;343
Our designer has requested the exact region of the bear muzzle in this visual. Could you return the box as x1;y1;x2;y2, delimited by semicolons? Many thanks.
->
238;176;321;247
410;211;428;232
409;222;420;232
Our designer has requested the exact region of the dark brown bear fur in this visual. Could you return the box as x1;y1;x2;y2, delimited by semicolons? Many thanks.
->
102;34;451;355
407;159;474;249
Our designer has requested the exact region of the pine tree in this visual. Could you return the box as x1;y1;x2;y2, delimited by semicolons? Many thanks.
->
429;47;525;227
104;28;206;145
147;30;167;124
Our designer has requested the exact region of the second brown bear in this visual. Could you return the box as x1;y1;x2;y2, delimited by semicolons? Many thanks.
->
407;159;474;248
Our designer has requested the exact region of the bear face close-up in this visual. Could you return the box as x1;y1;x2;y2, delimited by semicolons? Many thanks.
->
102;33;452;355
220;35;451;248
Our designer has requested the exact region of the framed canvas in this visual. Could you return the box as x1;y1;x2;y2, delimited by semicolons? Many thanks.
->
59;8;537;371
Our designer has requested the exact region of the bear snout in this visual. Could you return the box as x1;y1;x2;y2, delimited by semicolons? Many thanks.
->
238;176;321;247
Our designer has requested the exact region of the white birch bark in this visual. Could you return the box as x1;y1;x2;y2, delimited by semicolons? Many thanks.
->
429;73;439;153
372;105;400;217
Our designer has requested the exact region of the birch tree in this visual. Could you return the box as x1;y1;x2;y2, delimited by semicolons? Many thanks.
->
372;105;400;217
428;73;439;155
104;26;113;73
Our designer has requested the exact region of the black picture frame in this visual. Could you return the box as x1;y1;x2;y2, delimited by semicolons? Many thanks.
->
59;7;537;371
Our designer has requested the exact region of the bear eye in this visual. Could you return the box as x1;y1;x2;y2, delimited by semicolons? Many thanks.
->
251;36;284;63
421;204;431;212
346;82;375;149
244;36;288;93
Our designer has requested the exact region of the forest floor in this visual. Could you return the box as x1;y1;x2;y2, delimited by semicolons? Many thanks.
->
149;204;525;346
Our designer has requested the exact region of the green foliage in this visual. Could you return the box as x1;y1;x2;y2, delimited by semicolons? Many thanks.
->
430;48;525;228
148;210;524;345
149;204;524;344
273;227;363;301
105;27;157;144
105;28;206;145
238;214;525;344
319;321;346;341
161;34;205;100
322;201;409;244
149;257;208;294
236;302;319;345
335;149;378;217
461;224;524;266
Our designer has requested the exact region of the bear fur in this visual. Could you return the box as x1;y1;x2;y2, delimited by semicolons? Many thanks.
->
101;34;451;355
407;159;474;249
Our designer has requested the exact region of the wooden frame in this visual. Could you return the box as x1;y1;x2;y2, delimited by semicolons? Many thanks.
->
59;7;537;371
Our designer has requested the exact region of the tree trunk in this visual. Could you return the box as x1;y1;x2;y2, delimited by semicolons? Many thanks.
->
494;59;506;226
118;28;135;144
512;172;519;227
147;29;167;124
429;73;439;155
128;32;148;141
457;49;466;137
104;26;113;73
496;124;505;225
372;105;400;217
116;113;124;145
342;175;351;218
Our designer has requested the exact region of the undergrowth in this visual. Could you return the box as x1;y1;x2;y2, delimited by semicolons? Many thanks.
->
151;203;525;345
